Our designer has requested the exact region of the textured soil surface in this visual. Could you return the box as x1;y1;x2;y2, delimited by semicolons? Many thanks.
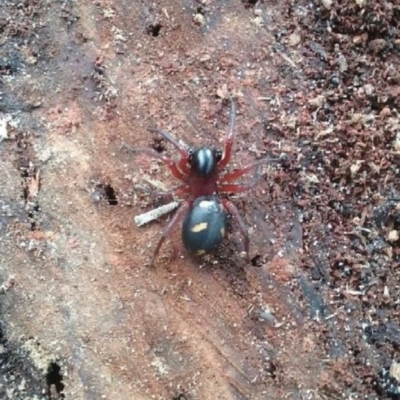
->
1;1;400;399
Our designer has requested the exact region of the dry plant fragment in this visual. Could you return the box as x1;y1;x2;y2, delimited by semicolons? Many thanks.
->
321;0;332;10
216;84;229;99
390;361;400;382
393;133;400;152
350;160;364;176
338;54;348;72
27;170;40;199
0;276;15;294
387;230;399;242
0;114;10;142
134;201;180;227
288;32;301;47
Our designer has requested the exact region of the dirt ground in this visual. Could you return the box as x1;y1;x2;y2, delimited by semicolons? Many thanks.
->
1;0;400;399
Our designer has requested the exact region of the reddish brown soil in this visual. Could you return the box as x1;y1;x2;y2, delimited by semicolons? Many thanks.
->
1;1;400;399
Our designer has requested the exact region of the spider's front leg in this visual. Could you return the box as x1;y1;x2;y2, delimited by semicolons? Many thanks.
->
219;156;282;193
148;128;191;175
221;155;283;182
218;163;263;194
218;99;236;170
121;143;187;181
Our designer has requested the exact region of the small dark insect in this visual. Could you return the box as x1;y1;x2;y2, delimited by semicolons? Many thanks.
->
132;100;277;266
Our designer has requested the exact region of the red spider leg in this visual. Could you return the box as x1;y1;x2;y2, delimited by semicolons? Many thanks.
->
220;157;279;183
146;185;191;201
148;128;191;174
218;183;261;193
148;128;189;156
222;199;250;260
218;99;236;169
219;164;263;194
150;200;192;266
176;155;190;176
122;144;186;180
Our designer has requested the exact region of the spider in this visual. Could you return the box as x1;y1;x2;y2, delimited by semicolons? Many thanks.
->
132;100;276;266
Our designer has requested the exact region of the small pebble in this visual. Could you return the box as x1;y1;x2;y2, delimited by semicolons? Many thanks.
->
321;0;332;9
193;13;205;26
388;230;399;242
377;361;400;397
369;38;386;54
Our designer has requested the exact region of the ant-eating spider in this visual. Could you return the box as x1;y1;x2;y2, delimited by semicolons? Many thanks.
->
130;100;279;266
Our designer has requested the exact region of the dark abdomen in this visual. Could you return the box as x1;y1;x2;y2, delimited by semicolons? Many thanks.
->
182;196;227;255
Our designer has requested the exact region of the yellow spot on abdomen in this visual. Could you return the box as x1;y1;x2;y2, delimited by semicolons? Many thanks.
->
220;228;225;237
196;249;206;255
191;222;208;232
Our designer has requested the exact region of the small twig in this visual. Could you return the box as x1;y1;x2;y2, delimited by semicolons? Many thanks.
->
134;201;179;226
0;276;15;294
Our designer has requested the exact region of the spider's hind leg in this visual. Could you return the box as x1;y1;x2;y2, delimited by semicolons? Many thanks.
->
150;200;191;266
222;199;250;261
135;184;190;202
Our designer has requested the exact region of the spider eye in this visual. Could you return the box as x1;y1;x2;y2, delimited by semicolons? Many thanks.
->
188;148;194;158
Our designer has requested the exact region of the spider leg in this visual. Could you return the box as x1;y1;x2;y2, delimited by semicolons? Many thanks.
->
177;156;191;176
220;157;280;183
218;180;261;194
122;143;187;180
148;128;190;157
222;199;250;261
135;184;190;201
150;200;192;266
219;162;263;193
148;128;191;175
220;157;282;182
218;99;236;169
